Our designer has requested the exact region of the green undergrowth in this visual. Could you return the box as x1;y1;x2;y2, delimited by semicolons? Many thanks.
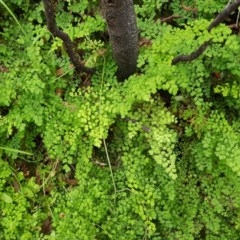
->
1;0;240;239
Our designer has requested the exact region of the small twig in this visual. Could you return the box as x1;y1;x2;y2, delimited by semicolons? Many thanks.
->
103;139;117;204
42;0;95;74
182;4;198;13
172;0;240;65
161;14;181;23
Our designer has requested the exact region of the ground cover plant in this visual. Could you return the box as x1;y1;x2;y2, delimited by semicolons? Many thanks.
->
1;0;240;239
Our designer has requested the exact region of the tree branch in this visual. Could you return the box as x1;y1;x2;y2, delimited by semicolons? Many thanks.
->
172;40;211;65
42;0;95;74
207;0;240;31
172;0;240;65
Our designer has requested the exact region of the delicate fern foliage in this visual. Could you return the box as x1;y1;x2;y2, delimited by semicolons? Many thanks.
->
1;0;240;239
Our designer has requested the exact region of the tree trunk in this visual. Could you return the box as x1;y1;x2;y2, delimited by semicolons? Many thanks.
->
101;0;139;81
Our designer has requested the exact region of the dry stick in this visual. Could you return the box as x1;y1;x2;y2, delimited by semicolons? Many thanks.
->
172;0;240;65
42;0;95;74
161;14;181;23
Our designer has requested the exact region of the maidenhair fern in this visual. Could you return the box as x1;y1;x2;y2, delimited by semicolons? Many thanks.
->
1;1;240;239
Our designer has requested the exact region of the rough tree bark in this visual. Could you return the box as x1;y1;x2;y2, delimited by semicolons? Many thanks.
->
101;0;139;81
